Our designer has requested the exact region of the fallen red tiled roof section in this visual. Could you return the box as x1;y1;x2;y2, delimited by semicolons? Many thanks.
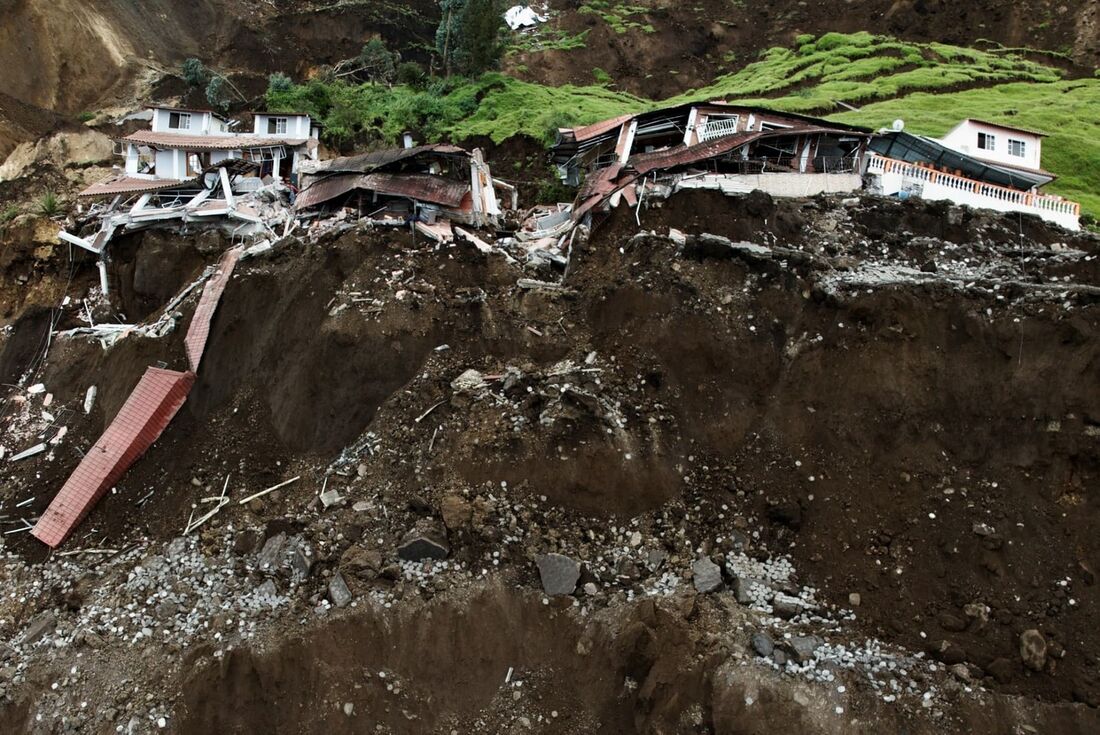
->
78;176;193;198
296;172;470;210
122;130;311;151
32;367;195;548
185;247;242;372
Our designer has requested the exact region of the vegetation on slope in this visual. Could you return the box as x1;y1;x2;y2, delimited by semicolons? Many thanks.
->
829;80;1100;220
267;32;1099;216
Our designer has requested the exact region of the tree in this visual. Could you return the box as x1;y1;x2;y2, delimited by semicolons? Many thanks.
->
396;61;428;88
181;58;208;87
357;39;397;84
267;72;294;94
436;0;504;77
205;76;230;114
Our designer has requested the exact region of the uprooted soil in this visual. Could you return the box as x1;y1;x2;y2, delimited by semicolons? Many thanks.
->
0;191;1097;733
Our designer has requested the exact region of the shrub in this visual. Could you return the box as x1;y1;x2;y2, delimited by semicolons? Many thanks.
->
181;58;207;87
592;67;612;85
267;72;294;94
36;192;62;218
396;61;428;88
77;111;95;123
0;205;19;226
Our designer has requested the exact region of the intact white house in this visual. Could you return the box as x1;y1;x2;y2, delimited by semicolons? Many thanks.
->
866;119;1079;231
106;106;320;193
938;119;1044;173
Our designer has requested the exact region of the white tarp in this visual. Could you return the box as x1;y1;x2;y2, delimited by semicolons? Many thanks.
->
505;5;546;30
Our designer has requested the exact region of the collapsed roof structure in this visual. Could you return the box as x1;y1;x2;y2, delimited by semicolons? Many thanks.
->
295;143;517;236
551;102;872;221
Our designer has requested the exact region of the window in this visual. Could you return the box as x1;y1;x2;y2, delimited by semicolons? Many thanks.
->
267;117;288;135
168;112;191;130
977;131;996;151
1008;139;1027;157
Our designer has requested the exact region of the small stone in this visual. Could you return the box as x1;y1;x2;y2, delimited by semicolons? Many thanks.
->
583;582;599;596
646;549;668;572
930;639;967;665
343;702;354;716
536;553;580;596
397;526;450;561
751;632;774;658
986;657;1014;684
256;533;287;571
937;612;967;632
20;612;57;645
287;543;312;579
1020;629;1047;672
772;649;788;666
440;495;472;530
786;635;822;664
848;592;861;607
771;594;802;620
692;556;723;593
329;573;354;608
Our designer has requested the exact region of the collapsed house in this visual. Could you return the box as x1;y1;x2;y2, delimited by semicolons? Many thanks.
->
551;102;872;221
865;119;1079;230
60;107;319;292
295;143;517;241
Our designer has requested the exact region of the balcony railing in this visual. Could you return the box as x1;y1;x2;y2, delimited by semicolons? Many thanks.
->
867;155;1080;216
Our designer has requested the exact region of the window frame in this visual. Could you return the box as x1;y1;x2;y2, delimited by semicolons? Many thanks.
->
267;117;289;135
168;112;192;130
1008;138;1027;158
977;131;996;151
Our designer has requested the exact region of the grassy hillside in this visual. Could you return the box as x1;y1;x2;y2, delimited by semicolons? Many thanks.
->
828;80;1100;219
269;32;1099;218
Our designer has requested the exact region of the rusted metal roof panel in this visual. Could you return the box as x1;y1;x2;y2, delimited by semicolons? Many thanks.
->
296;172;470;210
32;367;195;548
319;144;469;174
78;176;193;198
185;247;241;372
122;130;310;151
563;114;634;144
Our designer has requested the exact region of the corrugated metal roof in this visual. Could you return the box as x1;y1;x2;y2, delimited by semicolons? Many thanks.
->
78;176;193;198
318;144;469;174
122;130;311;151
628;126;862;174
869;131;1052;190
185;247;241;372
32;367;195;548
296;172;470;210
562;114;634;144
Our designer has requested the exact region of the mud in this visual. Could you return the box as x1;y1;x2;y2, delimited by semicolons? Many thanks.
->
0;192;1097;732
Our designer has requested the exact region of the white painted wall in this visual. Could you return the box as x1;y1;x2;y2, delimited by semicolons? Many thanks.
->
675;172;863;198
254;114;312;138
939;120;1043;171
868;157;1078;230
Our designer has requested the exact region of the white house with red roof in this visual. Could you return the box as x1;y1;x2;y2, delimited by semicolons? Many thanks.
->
103;106;320;196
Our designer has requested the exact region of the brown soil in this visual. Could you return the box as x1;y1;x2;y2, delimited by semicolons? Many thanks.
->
0;192;1097;732
509;0;1099;98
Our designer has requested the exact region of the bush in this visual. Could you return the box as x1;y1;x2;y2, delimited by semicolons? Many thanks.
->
205;77;230;113
181;58;207;87
592;67;612;85
77;111;95;123
0;205;19;226
396;61;428;88
36;192;62;218
358;39;397;84
267;72;294;94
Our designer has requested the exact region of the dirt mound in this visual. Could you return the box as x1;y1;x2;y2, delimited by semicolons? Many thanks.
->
0;193;1097;732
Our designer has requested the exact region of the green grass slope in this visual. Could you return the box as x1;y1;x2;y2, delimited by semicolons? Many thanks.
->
828;80;1100;219
269;32;1099;217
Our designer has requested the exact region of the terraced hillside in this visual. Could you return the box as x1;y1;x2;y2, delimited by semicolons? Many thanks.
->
269;32;1100;218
